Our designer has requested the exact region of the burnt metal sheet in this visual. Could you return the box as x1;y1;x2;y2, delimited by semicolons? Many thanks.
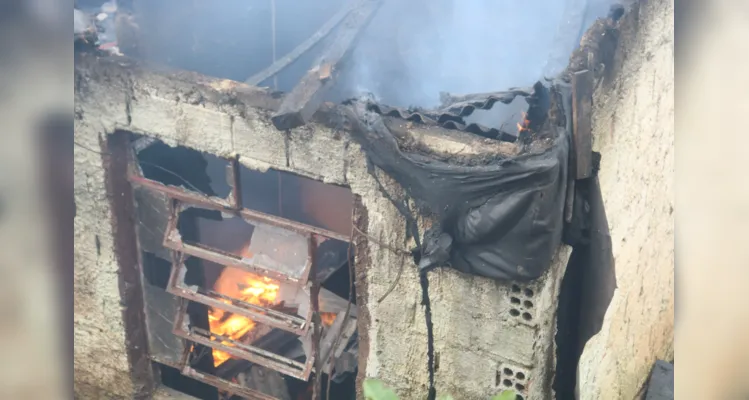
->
163;205;314;285
363;102;517;141
143;282;185;366
359;87;542;141
134;185;171;260
437;88;532;117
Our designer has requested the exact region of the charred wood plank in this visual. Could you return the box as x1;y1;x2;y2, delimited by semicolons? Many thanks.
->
571;69;594;179
271;0;381;131
245;1;359;86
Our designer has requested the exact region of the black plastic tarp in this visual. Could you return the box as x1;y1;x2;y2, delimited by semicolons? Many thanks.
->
342;86;571;281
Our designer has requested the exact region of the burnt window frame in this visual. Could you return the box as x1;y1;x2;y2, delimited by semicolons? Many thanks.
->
126;137;354;384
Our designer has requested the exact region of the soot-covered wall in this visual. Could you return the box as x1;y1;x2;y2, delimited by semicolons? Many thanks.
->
73;54;572;399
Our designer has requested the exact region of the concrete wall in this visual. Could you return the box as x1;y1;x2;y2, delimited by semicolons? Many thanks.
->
74;57;569;399
577;0;675;398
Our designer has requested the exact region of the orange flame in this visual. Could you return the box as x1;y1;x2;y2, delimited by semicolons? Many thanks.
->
320;312;337;326
517;111;531;133
209;265;280;367
207;246;341;367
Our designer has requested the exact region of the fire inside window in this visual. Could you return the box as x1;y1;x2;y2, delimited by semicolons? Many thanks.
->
127;135;357;398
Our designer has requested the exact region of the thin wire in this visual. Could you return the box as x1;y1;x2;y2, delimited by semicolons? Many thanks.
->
352;224;409;256
271;0;278;90
137;160;207;195
74;140;214;199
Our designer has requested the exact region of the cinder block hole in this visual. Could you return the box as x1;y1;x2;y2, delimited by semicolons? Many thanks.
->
515;371;525;380
522;312;532;321
511;297;521;304
503;379;513;387
509;309;520;317
516;395;525;400
511;284;521;293
503;368;514;376
523;288;534;297
515;383;526;391
523;300;533;308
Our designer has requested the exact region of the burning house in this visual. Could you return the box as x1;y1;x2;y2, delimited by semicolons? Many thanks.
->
73;0;674;399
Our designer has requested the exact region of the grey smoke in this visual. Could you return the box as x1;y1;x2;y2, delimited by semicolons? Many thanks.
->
82;0;618;109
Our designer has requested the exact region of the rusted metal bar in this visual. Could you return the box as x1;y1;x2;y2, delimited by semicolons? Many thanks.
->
173;301;310;378
172;300;312;380
310;234;323;400
178;344;280;400
103;131;157;398
130;174;233;209
132;173;350;242
238;208;350;242
271;0;382;130
163;209;311;284
571;69;594;179
167;256;309;335
182;366;280;400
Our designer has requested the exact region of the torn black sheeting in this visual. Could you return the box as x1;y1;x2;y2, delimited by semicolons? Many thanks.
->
342;82;572;281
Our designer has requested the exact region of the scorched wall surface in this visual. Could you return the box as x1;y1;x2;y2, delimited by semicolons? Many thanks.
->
577;0;675;398
74;57;570;399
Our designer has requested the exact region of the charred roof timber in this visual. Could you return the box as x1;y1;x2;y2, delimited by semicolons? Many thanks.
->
271;0;382;131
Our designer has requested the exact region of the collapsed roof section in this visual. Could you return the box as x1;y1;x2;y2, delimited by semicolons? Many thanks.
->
339;82;573;281
74;0;616;283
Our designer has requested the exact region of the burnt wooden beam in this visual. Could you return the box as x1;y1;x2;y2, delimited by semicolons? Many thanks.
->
271;0;381;131
245;1;359;86
571;69;594;180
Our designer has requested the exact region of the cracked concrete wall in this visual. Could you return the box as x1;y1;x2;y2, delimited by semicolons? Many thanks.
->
578;0;674;398
74;56;569;400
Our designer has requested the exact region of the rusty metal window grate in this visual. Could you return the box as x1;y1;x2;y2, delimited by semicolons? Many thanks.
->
173;298;314;381
127;137;356;393
166;252;311;335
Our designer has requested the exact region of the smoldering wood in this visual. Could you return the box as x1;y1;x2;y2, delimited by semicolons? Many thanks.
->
320;312;357;375
571;69;594;179
271;0;381;131
245;0;359;86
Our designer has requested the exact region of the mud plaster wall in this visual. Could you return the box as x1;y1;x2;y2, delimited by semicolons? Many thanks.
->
577;0;674;398
73;57;570;400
